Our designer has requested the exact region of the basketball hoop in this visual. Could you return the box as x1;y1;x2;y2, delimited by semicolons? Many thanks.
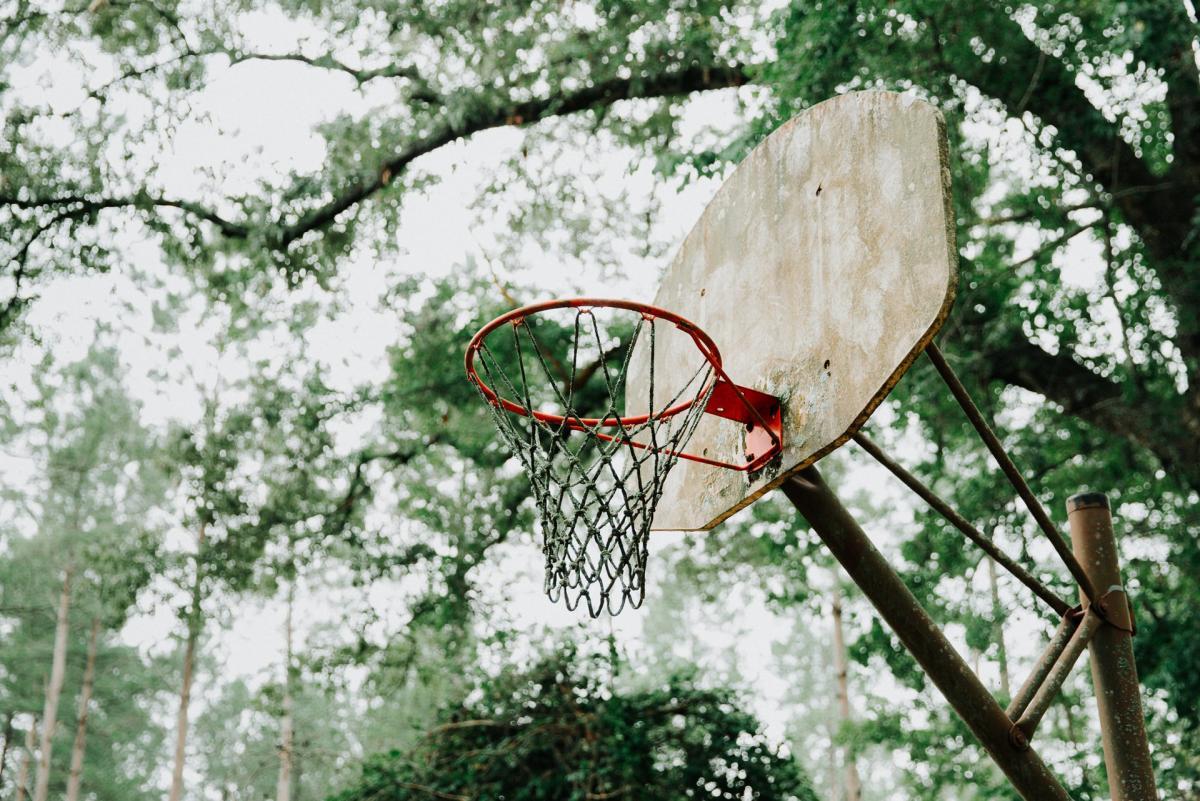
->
465;298;782;616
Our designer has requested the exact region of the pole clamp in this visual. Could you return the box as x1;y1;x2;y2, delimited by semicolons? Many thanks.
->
1086;584;1136;636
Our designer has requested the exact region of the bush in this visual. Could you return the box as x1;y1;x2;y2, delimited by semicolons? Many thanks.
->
334;646;816;801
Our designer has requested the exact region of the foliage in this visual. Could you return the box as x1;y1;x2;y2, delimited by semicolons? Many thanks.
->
0;0;766;321
335;645;816;801
0;340;171;800
0;621;171;801
0;339;168;612
3;1;1200;798
744;4;1200;793
192;678;356;801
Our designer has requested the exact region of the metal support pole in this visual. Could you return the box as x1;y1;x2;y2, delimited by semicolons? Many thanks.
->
782;468;1072;801
1013;609;1101;743
853;432;1072;615
1067;493;1158;801
925;343;1101;604
1007;613;1079;720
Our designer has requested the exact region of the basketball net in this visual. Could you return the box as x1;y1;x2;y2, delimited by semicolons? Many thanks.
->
471;309;713;616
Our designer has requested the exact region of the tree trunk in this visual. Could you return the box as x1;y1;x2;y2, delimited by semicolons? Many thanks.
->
830;571;862;801
34;567;73;801
16;717;36;801
169;522;206;801
293;742;303;801
276;578;295;801
986;557;1011;698
65;617;100;801
1063;696;1080;748
0;711;14;787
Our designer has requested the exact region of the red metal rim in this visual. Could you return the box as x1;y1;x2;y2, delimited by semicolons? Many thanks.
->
464;298;724;428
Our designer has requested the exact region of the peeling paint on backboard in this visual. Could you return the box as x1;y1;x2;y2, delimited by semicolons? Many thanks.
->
627;90;958;530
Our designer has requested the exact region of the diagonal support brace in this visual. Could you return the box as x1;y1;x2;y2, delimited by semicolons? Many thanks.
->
781;467;1072;801
853;432;1072;616
924;343;1102;605
1009;608;1102;748
1007;611;1081;722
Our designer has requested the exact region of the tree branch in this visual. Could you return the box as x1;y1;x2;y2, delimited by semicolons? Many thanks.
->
4;62;750;301
322;436;442;539
974;200;1100;227
224;50;436;93
1008;219;1102;269
3;203;107;329
952;9;1174;250
950;7;1200;391
275;63;751;248
1;193;247;238
1131;6;1200;388
983;332;1200;489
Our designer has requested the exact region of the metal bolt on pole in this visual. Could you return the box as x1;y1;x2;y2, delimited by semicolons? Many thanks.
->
782;468;1073;801
1067;492;1159;801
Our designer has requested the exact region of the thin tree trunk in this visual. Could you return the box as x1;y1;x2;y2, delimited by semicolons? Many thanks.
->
276;578;295;801
65;617;100;801
986;557;1011;698
824;741;841;801
830;570;862;801
1063;696;1080;748
16;717;36;801
34;567;73;801
293;741;303;801
0;711;14;786
169;522;206;801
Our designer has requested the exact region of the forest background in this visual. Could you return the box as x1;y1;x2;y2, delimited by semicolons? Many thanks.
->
1;1;1198;799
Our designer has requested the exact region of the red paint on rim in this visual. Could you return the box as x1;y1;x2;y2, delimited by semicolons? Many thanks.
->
464;298;723;429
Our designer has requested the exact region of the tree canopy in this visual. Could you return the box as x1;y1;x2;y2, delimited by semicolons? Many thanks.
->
2;1;1198;799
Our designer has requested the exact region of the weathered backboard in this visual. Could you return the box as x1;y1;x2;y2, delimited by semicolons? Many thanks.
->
627;91;957;530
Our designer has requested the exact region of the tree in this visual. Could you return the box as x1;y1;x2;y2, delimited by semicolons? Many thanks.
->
829;570;861;801
5;1;1200;794
0;339;167;801
753;4;1200;789
3;0;1195;529
757;0;1200;479
161;355;362;801
0;0;762;331
334;644;818;801
193;678;357;801
64;616;99;801
0;539;169;801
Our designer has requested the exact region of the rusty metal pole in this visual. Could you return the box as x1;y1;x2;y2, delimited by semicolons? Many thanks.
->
782;467;1072;801
1007;613;1080;721
853;432;1072;616
1013;609;1101;742
1067;493;1158;801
